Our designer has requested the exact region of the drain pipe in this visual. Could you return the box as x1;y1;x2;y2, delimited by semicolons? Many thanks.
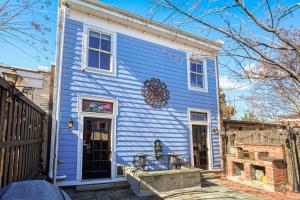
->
49;2;67;184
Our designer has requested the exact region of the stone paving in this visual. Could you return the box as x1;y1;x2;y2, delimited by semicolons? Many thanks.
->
64;180;264;200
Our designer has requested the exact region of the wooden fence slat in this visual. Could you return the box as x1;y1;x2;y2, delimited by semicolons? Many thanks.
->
3;96;14;185
0;89;8;186
28;107;35;176
25;107;32;178
18;103;27;181
8;98;19;183
13;101;22;181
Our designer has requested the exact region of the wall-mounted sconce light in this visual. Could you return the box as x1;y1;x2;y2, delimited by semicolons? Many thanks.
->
68;117;74;129
212;127;219;135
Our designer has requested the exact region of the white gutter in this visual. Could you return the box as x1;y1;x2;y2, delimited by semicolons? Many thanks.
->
49;2;67;184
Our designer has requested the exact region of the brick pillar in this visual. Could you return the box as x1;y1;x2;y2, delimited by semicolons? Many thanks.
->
226;156;234;176
244;163;251;180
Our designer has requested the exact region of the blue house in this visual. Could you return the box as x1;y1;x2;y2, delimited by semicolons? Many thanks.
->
50;0;223;186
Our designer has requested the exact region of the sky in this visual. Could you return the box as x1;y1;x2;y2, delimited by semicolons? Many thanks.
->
0;0;299;119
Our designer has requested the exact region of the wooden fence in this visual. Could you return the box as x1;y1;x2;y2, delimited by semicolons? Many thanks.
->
0;77;46;188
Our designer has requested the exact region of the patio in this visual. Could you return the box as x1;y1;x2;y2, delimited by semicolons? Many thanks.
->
64;180;263;200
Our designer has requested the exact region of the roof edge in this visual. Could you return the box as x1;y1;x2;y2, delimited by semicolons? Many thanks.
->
63;0;223;52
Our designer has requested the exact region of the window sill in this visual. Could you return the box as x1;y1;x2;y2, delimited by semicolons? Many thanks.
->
188;86;208;93
83;66;116;76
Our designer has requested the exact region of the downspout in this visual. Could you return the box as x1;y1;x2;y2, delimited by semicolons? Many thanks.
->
49;2;67;184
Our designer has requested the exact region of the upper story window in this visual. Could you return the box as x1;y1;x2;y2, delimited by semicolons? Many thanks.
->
190;60;205;88
88;30;112;71
82;25;116;76
188;59;207;92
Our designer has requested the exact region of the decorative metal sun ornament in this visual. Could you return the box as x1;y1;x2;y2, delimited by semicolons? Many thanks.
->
141;78;170;108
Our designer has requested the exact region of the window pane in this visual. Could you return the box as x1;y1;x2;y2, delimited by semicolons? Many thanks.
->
191;112;207;121
191;73;197;85
100;53;111;70
197;74;204;88
89;31;100;49
82;99;113;113
88;50;99;68
197;63;203;73
190;62;196;72
101;34;111;52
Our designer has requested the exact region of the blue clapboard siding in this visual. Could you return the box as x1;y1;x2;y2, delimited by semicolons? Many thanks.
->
57;18;220;181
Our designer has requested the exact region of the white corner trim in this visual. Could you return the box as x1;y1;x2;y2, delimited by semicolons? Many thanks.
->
76;94;118;182
187;107;212;170
186;52;208;93
81;23;117;76
215;56;222;169
49;4;68;183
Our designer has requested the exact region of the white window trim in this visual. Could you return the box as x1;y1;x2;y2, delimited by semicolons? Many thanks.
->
187;108;213;170
186;52;208;93
77;94;118;182
82;23;117;76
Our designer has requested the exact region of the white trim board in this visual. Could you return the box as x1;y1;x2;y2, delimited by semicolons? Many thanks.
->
187;107;212;170
77;94;118;182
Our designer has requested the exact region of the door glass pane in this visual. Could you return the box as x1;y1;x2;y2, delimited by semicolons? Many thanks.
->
83;118;111;179
192;125;208;169
82;99;113;114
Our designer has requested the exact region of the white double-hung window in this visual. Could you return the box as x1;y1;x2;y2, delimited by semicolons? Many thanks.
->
83;26;116;76
188;59;207;92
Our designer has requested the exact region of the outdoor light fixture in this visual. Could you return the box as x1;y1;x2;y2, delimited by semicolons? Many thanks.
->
2;70;23;86
67;117;74;129
212;127;219;134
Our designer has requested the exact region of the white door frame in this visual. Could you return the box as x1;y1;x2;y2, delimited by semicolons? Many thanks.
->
188;108;212;170
77;94;118;182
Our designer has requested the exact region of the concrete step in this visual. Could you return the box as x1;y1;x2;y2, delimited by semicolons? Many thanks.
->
200;169;223;180
76;181;129;191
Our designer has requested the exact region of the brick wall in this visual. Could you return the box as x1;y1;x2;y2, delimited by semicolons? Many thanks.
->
226;145;288;192
237;144;285;159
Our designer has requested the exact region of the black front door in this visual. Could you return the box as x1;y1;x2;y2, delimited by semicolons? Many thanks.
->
192;125;208;170
82;117;111;179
